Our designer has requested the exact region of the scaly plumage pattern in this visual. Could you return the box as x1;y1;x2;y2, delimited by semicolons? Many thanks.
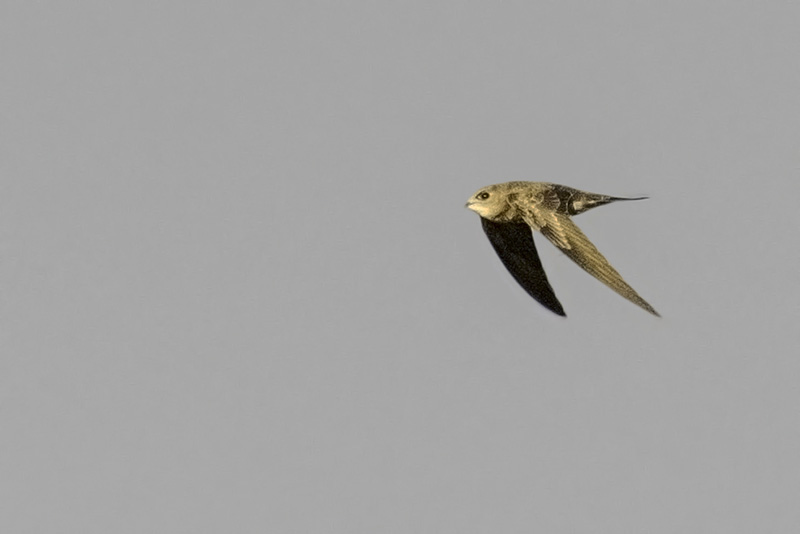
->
466;181;659;317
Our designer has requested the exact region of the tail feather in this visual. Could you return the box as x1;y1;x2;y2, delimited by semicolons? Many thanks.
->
569;194;648;216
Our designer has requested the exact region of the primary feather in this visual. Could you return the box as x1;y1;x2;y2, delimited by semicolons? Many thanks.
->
466;181;659;317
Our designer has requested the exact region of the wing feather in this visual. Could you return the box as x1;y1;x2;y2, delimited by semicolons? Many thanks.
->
539;214;660;316
480;217;566;317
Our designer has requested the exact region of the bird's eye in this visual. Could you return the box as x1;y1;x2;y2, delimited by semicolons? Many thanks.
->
477;192;490;200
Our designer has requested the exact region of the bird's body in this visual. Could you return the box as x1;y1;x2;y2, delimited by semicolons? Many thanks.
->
466;181;659;317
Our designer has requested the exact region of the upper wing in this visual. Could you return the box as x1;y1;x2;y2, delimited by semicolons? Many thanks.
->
480;217;565;317
537;213;660;316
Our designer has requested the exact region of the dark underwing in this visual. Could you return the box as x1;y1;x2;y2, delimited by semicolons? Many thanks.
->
480;217;565;317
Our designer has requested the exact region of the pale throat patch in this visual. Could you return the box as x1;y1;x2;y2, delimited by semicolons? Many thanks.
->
469;203;493;217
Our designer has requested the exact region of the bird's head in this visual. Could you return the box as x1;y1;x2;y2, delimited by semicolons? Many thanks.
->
465;185;507;219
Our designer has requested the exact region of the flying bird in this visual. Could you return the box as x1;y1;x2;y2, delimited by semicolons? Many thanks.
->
465;181;659;317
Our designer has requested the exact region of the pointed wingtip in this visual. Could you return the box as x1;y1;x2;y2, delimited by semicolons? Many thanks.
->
640;303;660;317
544;302;567;317
546;298;566;317
548;300;567;317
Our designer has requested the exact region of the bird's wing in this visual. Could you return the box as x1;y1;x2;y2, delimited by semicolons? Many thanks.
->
480;217;565;316
519;186;571;249
536;213;660;316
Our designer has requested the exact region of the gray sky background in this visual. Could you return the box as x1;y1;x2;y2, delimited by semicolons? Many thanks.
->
2;1;799;533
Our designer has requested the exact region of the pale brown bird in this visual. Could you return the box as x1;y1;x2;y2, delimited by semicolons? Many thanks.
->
465;181;659;317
